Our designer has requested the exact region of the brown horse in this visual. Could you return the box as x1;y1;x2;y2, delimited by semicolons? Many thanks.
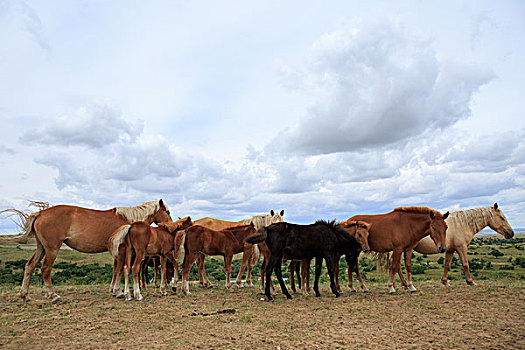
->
180;223;256;295
347;207;449;294
333;221;373;293
190;210;284;288
2;200;172;303
288;259;311;294
108;217;192;300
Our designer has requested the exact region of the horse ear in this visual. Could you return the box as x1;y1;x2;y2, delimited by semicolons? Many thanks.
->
270;210;275;216
365;223;372;230
178;216;182;220
280;209;284;216
494;203;498;210
443;211;449;220
159;199;165;207
429;211;435;219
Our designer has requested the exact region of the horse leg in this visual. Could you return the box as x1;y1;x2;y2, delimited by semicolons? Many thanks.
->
347;262;355;292
122;243;132;301
165;252;178;293
289;261;296;293
181;252;197;295
404;250;417;292
354;260;369;292
441;251;454;287
154;258;160;288
313;257;322;297
196;254;212;287
159;256;168;296
235;248;249;288
324;255;340;298
264;256;277;301
274;259;292;300
40;248;62;303
171;258;179;292
301;259;311;295
139;259;147;291
334;254;342;293
246;244;259;287
456;247;476;285
224;254;233;289
387;250;402;294
19;239;45;302
132;252;145;301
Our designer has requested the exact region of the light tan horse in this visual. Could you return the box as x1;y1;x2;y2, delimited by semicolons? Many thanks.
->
403;203;514;287
1;200;172;303
188;210;284;288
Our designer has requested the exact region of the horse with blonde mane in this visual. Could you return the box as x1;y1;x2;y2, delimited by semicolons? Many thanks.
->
189;210;284;288
402;203;513;287
1;200;172;303
347;206;449;294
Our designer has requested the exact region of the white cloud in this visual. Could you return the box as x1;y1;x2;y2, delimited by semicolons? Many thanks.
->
19;102;144;148
270;22;493;155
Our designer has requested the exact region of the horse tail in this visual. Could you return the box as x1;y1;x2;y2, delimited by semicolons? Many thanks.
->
372;252;390;273
245;228;267;244
0;211;39;243
108;224;132;260
249;244;261;266
174;229;186;259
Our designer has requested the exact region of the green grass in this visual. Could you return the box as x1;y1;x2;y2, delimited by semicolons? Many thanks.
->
0;235;523;286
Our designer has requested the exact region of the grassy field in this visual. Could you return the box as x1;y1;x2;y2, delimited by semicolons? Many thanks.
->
0;235;524;349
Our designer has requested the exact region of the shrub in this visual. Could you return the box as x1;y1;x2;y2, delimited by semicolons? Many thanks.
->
490;249;504;258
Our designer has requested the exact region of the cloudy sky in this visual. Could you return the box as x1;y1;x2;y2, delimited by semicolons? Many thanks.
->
1;0;524;233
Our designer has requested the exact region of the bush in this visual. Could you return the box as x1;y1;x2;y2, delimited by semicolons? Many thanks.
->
490;249;504;258
411;264;427;275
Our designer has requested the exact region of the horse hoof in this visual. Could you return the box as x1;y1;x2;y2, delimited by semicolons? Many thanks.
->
172;286;177;293
268;299;274;303
21;295;31;302
350;289;357;293
362;289;370;293
51;295;62;304
315;293;321;297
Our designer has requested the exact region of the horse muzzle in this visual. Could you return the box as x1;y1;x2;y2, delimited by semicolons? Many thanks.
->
362;247;370;253
437;245;447;253
504;229;514;239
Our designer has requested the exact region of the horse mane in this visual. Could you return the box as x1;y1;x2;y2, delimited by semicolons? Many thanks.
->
240;213;283;230
448;206;495;233
115;201;165;223
314;219;338;227
223;223;254;231
394;206;442;217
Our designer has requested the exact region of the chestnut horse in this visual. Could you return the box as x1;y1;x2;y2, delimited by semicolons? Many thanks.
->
190;210;284;288
2;200;172;303
181;223;256;295
402;203;513;287
108;217;192;300
246;220;363;302
347;207;449;294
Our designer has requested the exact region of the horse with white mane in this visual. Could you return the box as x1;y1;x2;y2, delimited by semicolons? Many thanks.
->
403;203;514;287
1;200;172;303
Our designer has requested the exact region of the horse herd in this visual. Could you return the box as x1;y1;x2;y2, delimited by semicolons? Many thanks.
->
1;200;514;303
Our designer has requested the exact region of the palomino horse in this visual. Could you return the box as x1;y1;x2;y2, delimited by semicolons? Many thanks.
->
348;207;449;294
2;200;172;303
189;210;284;288
181;223;257;294
333;221;373;293
403;203;513;287
246;220;363;302
108;217;192;300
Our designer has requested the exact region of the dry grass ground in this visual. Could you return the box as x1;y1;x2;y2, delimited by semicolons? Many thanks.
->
1;279;524;349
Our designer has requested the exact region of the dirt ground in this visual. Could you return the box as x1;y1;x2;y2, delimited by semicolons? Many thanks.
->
1;280;524;349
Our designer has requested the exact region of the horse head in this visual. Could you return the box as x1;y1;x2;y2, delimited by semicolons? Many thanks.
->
429;210;449;253
158;216;192;233
151;199;173;224
270;209;285;223
342;220;371;253
488;203;514;239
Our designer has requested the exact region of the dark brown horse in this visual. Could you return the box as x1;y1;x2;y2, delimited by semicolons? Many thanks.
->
333;221;372;293
108;216;193;300
347;207;449;293
1;200;172;303
181;223;256;294
246;220;363;302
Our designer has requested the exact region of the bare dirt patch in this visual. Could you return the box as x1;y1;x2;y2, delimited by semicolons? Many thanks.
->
1;280;524;349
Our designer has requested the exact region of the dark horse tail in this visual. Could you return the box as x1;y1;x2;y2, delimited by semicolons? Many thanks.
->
245;228;267;244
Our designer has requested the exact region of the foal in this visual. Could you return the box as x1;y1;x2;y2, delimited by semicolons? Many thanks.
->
181;223;256;295
246;220;363;302
108;216;192;300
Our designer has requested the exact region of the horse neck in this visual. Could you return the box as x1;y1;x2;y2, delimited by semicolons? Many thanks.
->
451;207;491;242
